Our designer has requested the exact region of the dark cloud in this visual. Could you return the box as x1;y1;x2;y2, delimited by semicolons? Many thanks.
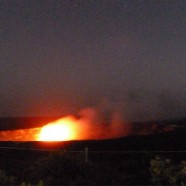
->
0;0;186;121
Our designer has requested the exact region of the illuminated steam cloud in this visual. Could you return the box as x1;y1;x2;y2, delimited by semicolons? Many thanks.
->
0;107;131;141
0;106;175;141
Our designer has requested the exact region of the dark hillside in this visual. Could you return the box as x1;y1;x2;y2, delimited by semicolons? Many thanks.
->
0;126;185;151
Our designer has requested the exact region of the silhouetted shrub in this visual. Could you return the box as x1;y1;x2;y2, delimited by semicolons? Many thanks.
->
0;169;16;186
150;156;186;185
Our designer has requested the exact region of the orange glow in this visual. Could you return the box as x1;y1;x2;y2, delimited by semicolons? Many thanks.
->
37;117;77;141
0;128;40;141
0;108;135;141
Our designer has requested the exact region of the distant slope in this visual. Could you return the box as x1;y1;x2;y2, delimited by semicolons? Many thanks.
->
64;128;186;151
0;127;185;151
0;117;61;130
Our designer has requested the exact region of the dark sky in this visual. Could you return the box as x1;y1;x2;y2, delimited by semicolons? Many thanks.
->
1;0;186;121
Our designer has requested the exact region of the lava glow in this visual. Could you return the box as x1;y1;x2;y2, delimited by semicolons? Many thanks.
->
0;108;175;142
37;118;77;141
0;109;130;141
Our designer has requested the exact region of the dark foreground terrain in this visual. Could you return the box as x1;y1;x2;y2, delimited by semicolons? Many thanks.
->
0;125;186;186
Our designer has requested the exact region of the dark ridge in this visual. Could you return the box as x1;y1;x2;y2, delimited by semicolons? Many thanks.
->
0;127;185;152
0;117;61;130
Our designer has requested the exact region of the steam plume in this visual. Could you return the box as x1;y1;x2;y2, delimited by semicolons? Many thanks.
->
0;106;176;141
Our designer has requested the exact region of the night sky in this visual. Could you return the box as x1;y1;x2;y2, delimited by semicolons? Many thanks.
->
1;0;186;122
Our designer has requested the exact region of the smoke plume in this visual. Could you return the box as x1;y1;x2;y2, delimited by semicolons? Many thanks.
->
0;102;176;141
